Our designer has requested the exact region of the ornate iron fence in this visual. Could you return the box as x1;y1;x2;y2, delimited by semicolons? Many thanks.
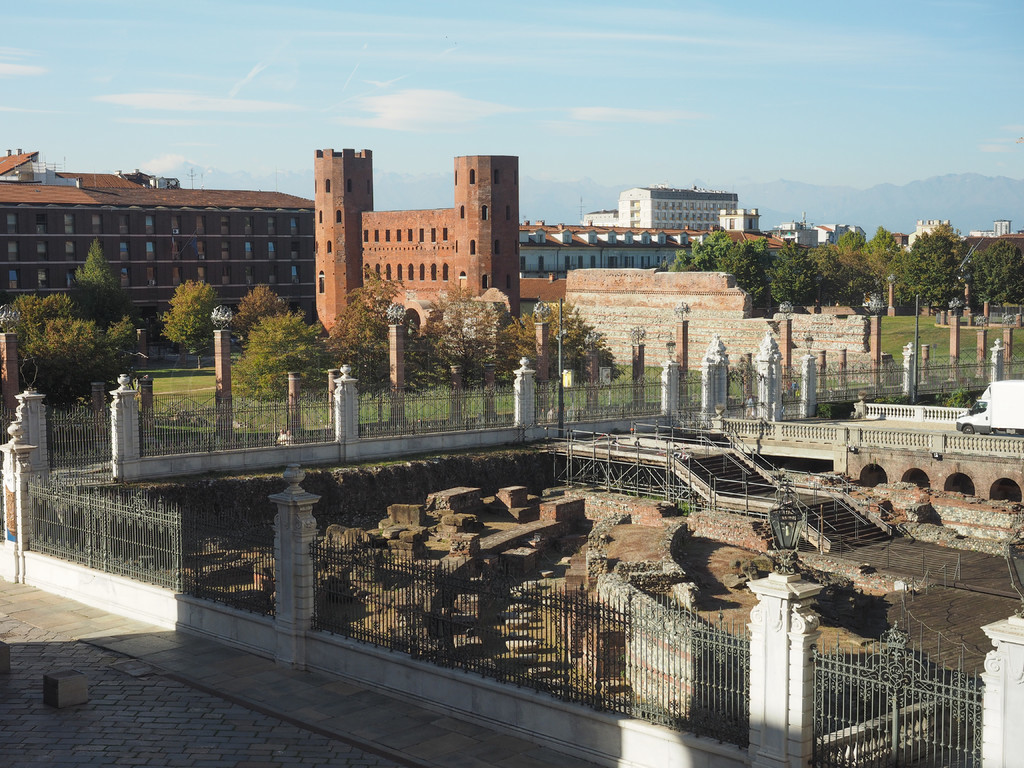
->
311;544;749;745
47;404;112;483
27;479;181;589
537;378;662;425
357;384;515;438
813;626;982;767
180;500;276;616
140;392;333;456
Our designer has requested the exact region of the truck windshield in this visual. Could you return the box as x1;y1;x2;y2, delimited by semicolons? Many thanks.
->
969;400;988;415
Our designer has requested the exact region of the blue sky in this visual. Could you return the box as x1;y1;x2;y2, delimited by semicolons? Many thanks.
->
2;0;1022;213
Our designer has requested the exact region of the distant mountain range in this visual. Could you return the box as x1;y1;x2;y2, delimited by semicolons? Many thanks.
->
194;166;1024;237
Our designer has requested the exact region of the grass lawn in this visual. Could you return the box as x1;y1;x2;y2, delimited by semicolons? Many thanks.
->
879;314;973;359
138;363;216;396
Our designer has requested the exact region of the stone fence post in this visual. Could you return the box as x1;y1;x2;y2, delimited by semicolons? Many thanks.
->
270;465;320;669
748;572;822;768
700;335;729;419
991;339;1005;383
16;390;47;479
333;366;359;452
0;420;39;584
110;374;140;482
902;342;916;401
755;332;782;422
799;353;816;419
982;614;1024;766
514;357;536;429
660;359;679;418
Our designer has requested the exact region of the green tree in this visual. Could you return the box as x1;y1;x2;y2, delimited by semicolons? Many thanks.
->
325;269;399;385
72;239;136;329
837;229;866;253
672;230;733;272
233;312;328;399
890;223;965;310
13;294;124;404
720;238;771;308
162;280;218;366
513;301;613;378
811;244;876;306
233;284;290;344
769;242;818;305
421;287;507;385
972;239;1024;305
864;226;902;287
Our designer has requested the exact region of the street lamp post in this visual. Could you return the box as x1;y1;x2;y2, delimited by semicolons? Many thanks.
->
769;480;805;575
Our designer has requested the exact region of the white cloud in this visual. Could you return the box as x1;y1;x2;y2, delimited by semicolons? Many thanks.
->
144;153;187;173
979;143;1014;154
568;107;704;124
336;89;516;131
228;63;268;99
0;62;45;77
95;92;295;113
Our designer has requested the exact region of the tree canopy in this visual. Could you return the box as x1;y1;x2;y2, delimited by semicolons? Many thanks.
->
890;223;965;309
233;284;291;344
72;239;136;329
162;281;218;363
233;312;328;399
769;242;819;305
971;239;1024;306
325;269;398;385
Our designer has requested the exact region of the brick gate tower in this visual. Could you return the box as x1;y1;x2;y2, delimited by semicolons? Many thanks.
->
314;149;520;331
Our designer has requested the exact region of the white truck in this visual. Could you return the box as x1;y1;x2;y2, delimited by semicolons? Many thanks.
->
955;380;1024;435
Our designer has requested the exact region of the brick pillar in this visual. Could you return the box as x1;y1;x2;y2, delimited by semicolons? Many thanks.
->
632;343;645;382
513;357;536;429
483;363;496;423
136;328;147;360
887;280;896;316
747;573;822;768
91;381;105;414
817;350;826;376
214;329;232;444
921;344;930;374
780;317;793;371
869;315;882;370
799;353;816;419
675;319;688;372
982;615;1024;767
389;324;405;390
978;328;989;378
0;333;19;414
535;322;550;383
1004;328;1014;374
287;372;301;436
449;365;463;427
838;347;847;396
270;465;320;669
110;374;140;482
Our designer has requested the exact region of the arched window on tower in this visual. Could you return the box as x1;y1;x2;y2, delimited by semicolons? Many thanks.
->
482;274;488;289
408;263;414;281
318;210;322;223
481;205;488;221
375;264;381;276
336;210;341;223
443;264;449;281
318;271;325;293
460;205;465;219
469;169;475;185
386;264;392;280
325;179;331;193
494;239;500;254
326;241;332;253
397;264;403;280
431;264;437;281
469;240;476;255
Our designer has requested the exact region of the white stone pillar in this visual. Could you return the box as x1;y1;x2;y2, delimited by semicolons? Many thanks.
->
333;365;359;448
755;332;783;422
700;335;729;419
16;390;48;480
748;572;822;768
991;338;1005;383
902;341;917;401
514;357;536;429
270;465;320;669
661;358;679;418
799;353;816;419
0;420;38;584
982;614;1024;767
110;374;140;482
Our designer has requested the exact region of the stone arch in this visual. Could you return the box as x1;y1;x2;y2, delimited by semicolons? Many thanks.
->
901;468;930;489
859;464;888;487
991;478;1022;502
944;472;976;496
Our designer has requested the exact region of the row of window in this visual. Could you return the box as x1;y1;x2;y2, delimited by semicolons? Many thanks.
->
363;226;448;244
3;212;302;237
522;253;657;271
316;263;507;293
8;264;301;291
4;239;306;262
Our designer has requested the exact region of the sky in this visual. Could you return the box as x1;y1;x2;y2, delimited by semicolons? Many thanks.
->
2;0;1023;215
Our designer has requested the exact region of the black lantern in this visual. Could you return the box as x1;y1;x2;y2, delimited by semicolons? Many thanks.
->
769;481;804;574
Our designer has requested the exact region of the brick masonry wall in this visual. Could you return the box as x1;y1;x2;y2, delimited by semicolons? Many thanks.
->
566;268;869;367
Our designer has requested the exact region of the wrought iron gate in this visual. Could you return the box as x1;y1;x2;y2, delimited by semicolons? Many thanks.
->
813;627;982;767
47;404;112;483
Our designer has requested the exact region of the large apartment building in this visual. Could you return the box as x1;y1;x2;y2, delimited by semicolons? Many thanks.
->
584;185;739;230
0;153;314;323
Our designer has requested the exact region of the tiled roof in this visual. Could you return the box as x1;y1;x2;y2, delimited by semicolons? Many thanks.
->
0;183;312;209
56;173;141;188
964;234;1024;253
0;151;38;176
520;277;567;302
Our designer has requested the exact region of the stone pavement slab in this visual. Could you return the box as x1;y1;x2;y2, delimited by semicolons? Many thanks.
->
0;580;601;768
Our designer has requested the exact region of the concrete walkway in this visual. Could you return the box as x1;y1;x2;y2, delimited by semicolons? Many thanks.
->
0;580;601;768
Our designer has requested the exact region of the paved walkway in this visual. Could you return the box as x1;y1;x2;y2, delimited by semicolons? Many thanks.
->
0;581;600;768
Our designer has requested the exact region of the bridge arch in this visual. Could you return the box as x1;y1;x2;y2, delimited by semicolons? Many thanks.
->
944;473;976;496
901;468;930;489
991;478;1022;502
859;464;888;487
